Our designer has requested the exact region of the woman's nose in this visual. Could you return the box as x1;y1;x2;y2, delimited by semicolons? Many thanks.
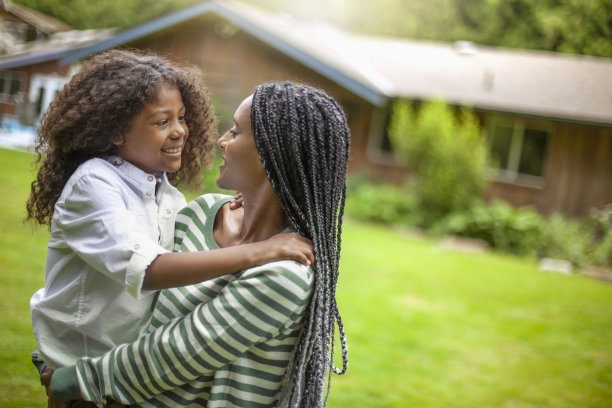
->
217;132;229;148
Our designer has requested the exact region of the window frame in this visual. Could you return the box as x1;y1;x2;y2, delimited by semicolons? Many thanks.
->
0;70;25;102
486;115;551;188
366;104;403;167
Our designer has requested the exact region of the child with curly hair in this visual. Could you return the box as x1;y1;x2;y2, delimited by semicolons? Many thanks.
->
26;50;314;400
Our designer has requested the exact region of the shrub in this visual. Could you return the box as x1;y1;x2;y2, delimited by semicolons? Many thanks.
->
345;178;418;225
537;213;592;267
388;99;489;223
432;200;545;256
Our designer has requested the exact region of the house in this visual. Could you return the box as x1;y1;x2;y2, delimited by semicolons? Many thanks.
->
0;0;114;124
4;0;612;217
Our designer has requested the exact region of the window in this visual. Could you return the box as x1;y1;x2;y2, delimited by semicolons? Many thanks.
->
0;70;24;101
488;119;550;185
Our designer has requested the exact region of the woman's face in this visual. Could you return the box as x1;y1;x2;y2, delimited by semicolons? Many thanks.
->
118;83;188;174
216;95;267;191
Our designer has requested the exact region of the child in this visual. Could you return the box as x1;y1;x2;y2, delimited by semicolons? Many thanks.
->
26;50;314;379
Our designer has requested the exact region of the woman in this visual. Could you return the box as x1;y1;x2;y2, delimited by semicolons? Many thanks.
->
50;81;350;407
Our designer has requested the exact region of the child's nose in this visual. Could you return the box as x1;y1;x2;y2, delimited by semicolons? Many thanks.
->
171;121;186;138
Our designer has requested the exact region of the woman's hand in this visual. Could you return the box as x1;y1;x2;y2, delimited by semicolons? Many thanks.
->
259;232;315;267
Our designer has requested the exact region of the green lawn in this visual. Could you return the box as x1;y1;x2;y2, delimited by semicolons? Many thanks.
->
1;147;611;407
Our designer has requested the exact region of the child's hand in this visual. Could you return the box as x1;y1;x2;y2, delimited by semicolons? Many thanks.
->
261;232;315;267
229;192;243;210
39;367;66;407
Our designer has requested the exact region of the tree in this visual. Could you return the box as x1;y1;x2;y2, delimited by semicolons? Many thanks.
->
13;0;612;57
13;0;199;29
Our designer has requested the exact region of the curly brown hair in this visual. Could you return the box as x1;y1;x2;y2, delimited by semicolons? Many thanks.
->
26;49;217;226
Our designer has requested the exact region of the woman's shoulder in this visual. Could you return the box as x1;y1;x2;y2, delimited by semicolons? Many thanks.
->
242;260;314;300
174;193;232;251
183;193;231;210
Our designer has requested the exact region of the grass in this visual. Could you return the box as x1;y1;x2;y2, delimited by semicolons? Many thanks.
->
1;147;611;407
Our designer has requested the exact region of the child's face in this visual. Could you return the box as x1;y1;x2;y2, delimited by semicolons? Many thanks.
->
118;84;189;174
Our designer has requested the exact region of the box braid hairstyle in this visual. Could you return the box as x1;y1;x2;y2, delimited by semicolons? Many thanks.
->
250;81;350;407
26;49;216;227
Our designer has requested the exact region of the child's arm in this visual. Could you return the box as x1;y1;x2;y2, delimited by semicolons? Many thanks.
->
142;232;314;289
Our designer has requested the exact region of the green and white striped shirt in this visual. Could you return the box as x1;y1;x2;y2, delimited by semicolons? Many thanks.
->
55;194;313;407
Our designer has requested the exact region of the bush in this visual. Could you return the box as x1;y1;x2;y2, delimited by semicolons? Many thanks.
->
388;99;489;223
585;205;612;267
433;201;611;268
432;200;545;256
537;213;592;267
345;178;418;225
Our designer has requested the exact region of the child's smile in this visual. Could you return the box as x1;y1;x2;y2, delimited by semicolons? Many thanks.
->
118;83;189;174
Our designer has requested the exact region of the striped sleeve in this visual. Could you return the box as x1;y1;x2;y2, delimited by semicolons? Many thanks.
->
73;261;313;406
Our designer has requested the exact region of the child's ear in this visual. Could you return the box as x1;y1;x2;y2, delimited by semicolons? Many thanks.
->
111;135;124;147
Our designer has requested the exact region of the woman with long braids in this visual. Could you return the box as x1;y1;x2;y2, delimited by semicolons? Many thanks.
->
48;81;350;407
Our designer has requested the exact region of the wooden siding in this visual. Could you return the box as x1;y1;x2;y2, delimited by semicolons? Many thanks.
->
125;15;376;174
485;120;612;217
90;13;610;218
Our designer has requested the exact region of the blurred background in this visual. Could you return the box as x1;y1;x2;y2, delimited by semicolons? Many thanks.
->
0;0;610;406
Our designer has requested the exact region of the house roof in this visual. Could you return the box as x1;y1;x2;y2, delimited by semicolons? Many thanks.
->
31;0;612;125
1;0;71;35
0;28;117;69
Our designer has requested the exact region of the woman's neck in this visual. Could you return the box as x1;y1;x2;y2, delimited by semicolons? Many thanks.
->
214;185;289;248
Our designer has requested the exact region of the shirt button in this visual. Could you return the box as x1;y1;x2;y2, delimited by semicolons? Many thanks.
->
133;243;140;250
147;176;154;182
166;209;171;215
146;191;152;197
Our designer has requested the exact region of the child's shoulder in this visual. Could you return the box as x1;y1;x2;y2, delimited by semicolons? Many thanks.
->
62;157;117;191
69;157;115;179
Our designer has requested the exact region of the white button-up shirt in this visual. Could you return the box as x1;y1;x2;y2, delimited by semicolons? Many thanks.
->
30;157;186;369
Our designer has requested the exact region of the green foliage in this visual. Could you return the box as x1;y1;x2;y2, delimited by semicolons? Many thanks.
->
346;176;611;268
389;99;488;224
345;176;418;225
432;200;545;257
14;0;612;58
13;0;200;29
537;213;592;267
585;205;612;267
332;0;612;58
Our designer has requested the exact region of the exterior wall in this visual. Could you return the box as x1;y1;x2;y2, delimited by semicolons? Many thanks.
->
37;13;607;218
0;60;72;123
485;119;612;217
125;16;375;174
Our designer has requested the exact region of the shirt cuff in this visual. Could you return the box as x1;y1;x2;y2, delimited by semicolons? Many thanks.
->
126;241;169;299
50;365;81;403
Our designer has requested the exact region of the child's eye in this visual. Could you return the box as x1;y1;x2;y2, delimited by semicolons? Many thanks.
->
156;119;169;126
178;115;186;122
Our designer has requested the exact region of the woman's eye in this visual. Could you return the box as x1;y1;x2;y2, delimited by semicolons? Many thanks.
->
228;129;237;137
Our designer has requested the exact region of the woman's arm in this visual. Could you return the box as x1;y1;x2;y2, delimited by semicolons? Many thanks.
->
51;262;313;405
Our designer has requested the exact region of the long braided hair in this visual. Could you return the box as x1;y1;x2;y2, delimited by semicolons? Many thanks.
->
250;82;350;407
